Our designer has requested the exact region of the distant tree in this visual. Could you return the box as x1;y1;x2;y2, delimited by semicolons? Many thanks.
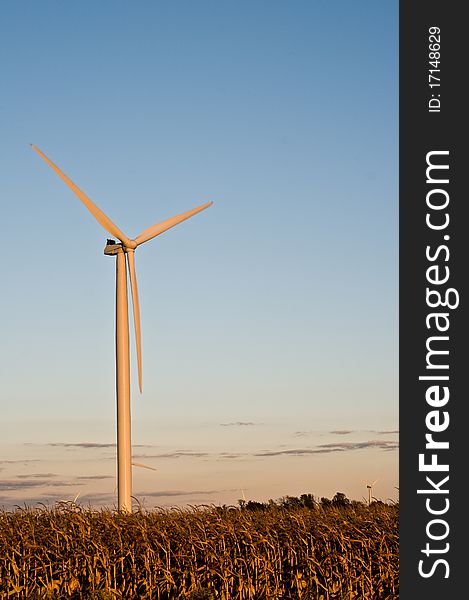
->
320;497;332;507
277;494;316;510
244;500;267;512
280;496;302;510
332;492;350;507
299;493;316;509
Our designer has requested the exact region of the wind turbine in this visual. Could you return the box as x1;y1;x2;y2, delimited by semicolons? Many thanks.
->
31;145;213;512
363;479;379;505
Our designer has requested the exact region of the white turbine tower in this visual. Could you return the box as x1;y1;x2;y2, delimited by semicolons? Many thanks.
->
32;145;213;512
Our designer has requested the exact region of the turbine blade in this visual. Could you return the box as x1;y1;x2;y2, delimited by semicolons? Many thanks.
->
134;201;213;246
31;144;132;246
132;462;157;471
127;250;142;393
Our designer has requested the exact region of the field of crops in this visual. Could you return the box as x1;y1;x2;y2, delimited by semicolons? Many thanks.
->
0;500;398;599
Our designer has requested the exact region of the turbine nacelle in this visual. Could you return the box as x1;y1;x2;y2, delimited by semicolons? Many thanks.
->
104;240;122;256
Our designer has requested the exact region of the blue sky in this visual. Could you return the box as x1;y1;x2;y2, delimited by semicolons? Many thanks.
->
0;1;398;509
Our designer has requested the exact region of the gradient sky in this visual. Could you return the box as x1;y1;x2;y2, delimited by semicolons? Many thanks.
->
0;1;398;510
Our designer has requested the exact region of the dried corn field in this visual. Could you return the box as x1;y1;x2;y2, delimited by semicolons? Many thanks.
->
0;502;398;599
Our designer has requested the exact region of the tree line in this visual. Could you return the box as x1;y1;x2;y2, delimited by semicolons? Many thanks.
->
236;491;389;512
